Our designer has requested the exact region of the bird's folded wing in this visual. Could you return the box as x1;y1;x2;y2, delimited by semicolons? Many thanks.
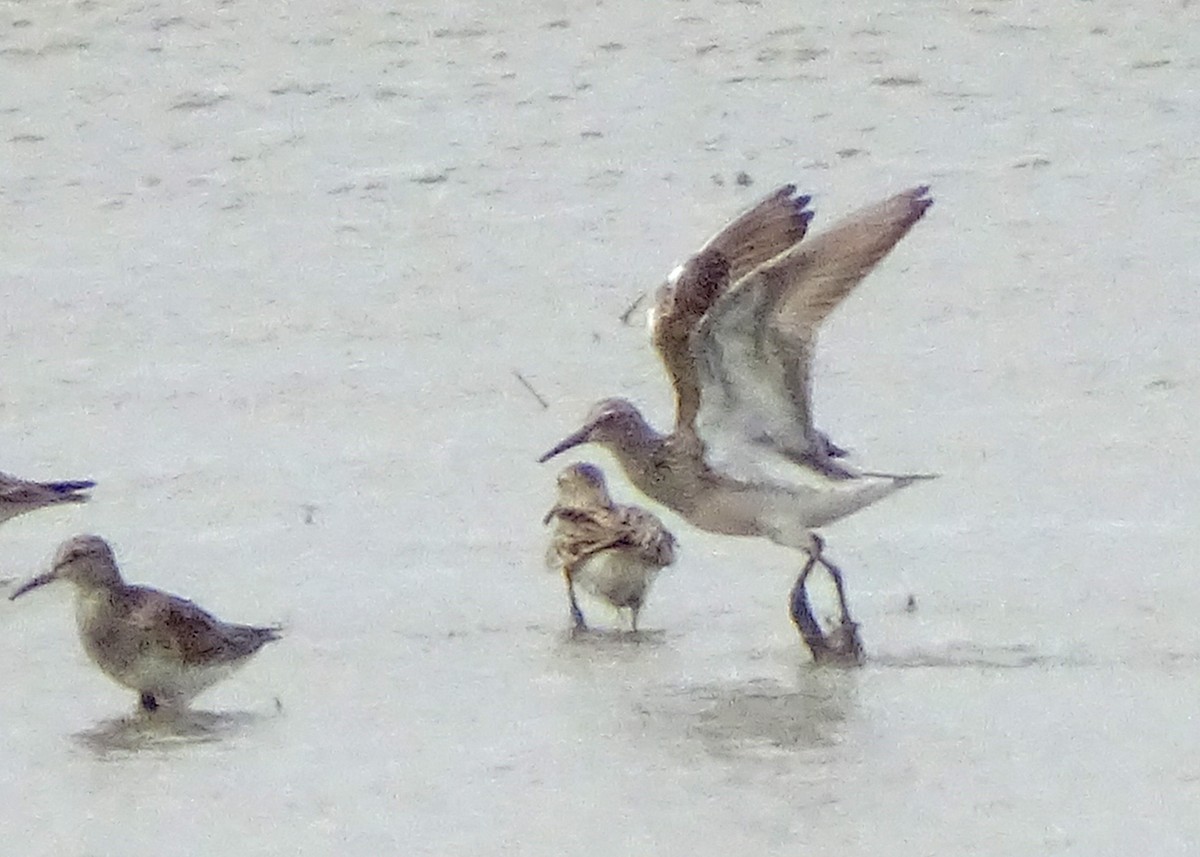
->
550;505;675;567
124;588;233;663
0;484;60;505
617;506;677;567
0;472;93;500
547;507;617;564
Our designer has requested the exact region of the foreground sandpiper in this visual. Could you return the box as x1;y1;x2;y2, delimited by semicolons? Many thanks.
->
0;470;94;526
540;185;934;663
544;462;677;632
10;534;281;713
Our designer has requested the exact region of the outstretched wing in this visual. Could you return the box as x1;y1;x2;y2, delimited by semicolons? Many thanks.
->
649;186;814;435
693;186;933;473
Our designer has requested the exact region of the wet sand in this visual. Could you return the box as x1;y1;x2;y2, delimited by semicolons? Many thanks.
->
2;1;1199;854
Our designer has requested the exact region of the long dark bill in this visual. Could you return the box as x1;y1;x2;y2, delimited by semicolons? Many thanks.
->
9;569;58;601
537;424;593;464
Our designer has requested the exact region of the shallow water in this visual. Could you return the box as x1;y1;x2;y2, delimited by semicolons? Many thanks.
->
2;0;1199;854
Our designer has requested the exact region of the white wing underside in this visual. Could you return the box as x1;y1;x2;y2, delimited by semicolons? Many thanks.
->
696;418;910;536
690;186;933;484
693;268;822;473
695;405;836;494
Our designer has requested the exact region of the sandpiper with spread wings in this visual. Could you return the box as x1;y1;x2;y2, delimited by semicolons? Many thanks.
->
544;462;676;633
10;534;281;713
0;470;94;526
540;185;935;662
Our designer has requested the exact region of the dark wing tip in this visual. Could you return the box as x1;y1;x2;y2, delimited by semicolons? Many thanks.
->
777;184;814;221
909;185;934;217
791;195;815;228
698;184;817;287
49;480;96;496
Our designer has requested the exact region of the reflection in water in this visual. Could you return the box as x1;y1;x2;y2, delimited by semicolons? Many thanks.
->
546;623;862;759
73;707;279;757
555;626;669;652
872;641;1091;670
646;670;860;759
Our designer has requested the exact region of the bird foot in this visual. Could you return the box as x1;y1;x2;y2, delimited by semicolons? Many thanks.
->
789;566;865;667
812;619;865;666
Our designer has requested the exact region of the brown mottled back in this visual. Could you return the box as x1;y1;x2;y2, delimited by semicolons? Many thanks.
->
120;586;281;665
547;503;676;572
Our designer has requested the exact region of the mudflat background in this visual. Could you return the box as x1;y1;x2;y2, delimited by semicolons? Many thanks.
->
2;1;1198;855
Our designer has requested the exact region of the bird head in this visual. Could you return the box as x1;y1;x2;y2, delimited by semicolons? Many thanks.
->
9;534;122;600
538;398;651;463
553;462;613;507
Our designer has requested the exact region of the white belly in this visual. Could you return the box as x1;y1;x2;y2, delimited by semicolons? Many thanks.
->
573;550;662;610
101;651;239;703
74;592;244;705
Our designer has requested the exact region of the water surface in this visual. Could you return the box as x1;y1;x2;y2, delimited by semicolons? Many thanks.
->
2;1;1198;854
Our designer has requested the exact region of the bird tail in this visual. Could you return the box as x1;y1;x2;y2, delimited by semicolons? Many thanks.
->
259;624;284;642
240;624;284;649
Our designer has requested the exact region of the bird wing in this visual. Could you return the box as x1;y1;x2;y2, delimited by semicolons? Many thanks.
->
692;186;933;472
615;505;677;567
124;587;274;664
650;186;814;435
0;471;93;506
547;504;675;569
545;506;622;567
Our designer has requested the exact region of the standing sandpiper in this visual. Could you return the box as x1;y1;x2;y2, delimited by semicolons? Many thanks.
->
544;462;677;633
0;470;94;526
9;534;281;714
540;185;934;663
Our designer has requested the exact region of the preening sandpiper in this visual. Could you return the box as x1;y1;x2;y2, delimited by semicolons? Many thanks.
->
544;462;676;633
540;185;934;663
10;534;281;713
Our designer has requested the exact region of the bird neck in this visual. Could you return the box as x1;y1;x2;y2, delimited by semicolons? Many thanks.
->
71;577;122;601
602;427;701;513
71;582;120;632
558;486;613;511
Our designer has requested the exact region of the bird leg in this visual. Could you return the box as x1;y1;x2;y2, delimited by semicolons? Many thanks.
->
812;544;865;665
812;550;854;628
791;535;865;665
789;553;831;658
564;571;587;632
628;601;642;634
